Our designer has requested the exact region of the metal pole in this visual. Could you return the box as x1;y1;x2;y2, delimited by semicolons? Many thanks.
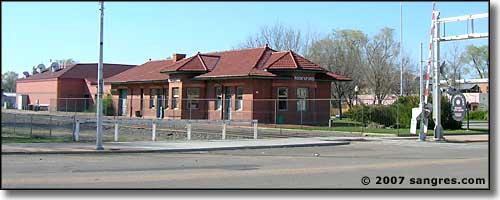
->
400;2;403;96
466;102;470;131
30;114;33;137
419;42;426;141
433;11;444;140
96;1;105;150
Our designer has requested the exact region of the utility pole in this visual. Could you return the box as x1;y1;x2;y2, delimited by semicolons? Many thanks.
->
96;1;104;150
400;2;403;96
432;10;444;140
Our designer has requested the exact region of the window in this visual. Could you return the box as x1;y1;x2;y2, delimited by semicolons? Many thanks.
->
140;88;144;113
235;87;243;111
277;87;288;111
149;88;155;108
187;88;200;109
297;88;309;111
163;88;168;109
172;87;179;109
215;87;222;110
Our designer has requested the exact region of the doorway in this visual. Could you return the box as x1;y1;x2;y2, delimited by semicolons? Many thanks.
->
223;87;232;120
118;89;128;116
156;88;163;119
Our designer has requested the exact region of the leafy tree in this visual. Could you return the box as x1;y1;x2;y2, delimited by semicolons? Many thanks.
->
307;29;368;108
463;45;488;78
1;71;19;92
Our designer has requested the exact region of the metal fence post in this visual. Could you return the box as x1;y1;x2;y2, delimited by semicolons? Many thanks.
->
222;120;226;140
49;115;52;137
274;99;277;127
65;98;68;113
189;99;192;120
30;114;33;137
152;121;156;141
187;122;192;141
13;113;16;135
253;121;258;139
114;122;119;142
74;119;80;142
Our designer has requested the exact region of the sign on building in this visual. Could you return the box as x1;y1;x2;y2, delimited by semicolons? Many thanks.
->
451;93;467;121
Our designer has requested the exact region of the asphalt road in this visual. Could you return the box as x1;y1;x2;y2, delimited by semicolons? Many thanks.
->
1;139;488;189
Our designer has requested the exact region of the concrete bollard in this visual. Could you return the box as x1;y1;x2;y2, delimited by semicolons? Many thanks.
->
152;122;156;141
114;122;119;142
74;119;80;142
222;121;227;140
187;123;192;141
253;121;258;139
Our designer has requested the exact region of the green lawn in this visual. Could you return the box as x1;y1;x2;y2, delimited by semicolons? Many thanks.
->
1;128;73;143
287;126;488;136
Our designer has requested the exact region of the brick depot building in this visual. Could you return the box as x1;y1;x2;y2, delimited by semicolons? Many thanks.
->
16;63;135;111
106;46;351;125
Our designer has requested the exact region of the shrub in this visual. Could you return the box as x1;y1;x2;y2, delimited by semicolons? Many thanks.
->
345;95;462;130
102;93;115;116
468;110;488;120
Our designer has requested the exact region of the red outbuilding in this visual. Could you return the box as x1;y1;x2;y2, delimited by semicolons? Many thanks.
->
16;63;135;111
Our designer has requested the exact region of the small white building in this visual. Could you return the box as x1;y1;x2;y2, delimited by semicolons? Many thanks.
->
2;91;16;109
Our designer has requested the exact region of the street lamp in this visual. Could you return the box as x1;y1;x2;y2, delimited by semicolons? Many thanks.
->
354;85;359;106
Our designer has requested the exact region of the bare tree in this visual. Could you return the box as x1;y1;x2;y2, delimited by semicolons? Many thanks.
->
54;58;77;68
365;27;400;104
307;29;368;108
237;22;320;55
441;42;466;87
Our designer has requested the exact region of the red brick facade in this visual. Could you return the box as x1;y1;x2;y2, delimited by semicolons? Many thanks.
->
107;46;351;125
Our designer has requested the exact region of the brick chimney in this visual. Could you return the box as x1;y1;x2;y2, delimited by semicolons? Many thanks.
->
172;53;186;62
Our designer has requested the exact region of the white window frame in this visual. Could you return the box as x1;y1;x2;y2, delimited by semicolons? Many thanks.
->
277;87;288;111
215;87;222;110
235;86;243;111
172;87;180;110
187;87;200;110
297;87;309;111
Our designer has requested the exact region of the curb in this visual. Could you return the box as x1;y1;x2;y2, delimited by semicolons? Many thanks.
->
1;141;350;155
444;139;488;143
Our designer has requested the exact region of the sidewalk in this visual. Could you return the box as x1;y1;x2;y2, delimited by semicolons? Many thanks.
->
1;137;354;155
444;134;489;143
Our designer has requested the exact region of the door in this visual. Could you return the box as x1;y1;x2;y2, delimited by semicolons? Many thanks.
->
156;88;163;119
223;87;232;120
118;89;128;116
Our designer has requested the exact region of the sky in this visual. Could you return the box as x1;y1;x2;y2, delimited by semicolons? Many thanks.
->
2;1;489;78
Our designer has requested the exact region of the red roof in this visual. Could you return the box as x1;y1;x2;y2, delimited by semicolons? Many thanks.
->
109;46;352;82
106;59;174;83
17;63;135;82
